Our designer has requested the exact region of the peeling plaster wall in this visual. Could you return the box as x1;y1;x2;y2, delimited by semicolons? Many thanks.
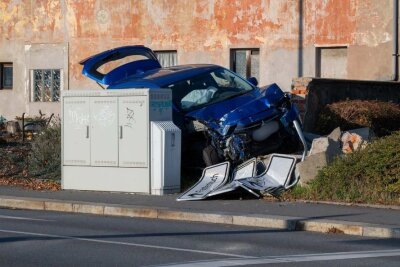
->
0;0;396;119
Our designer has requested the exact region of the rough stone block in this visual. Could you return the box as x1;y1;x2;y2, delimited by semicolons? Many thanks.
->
296;152;328;186
341;131;368;154
327;127;342;142
309;136;341;162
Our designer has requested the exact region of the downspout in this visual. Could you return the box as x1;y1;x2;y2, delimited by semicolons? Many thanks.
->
394;0;399;81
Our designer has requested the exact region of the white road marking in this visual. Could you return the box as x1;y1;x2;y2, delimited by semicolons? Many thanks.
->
0;229;253;259
157;249;400;266
0;215;54;222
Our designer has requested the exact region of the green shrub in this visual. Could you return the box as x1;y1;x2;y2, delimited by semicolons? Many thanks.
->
28;120;61;180
290;132;400;205
315;100;400;137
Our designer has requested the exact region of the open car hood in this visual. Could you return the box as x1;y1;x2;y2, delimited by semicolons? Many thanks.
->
79;46;161;85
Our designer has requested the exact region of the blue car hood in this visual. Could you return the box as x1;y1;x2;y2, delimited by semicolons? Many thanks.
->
187;83;285;132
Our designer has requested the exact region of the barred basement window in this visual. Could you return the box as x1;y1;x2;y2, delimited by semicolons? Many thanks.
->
0;63;13;90
230;49;259;81
155;50;177;67
32;69;61;102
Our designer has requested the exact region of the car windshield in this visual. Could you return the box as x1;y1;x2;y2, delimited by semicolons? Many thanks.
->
165;68;254;111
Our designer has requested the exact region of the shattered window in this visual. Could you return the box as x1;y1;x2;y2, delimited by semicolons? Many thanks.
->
155;50;177;67
32;69;61;102
0;63;13;89
230;49;259;81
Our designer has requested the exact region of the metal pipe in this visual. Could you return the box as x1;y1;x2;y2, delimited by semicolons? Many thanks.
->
394;0;399;81
22;112;25;142
293;120;308;162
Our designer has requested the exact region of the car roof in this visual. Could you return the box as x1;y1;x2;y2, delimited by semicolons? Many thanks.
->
108;64;221;89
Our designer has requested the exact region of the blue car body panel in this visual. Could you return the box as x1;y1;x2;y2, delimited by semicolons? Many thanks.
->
80;45;161;85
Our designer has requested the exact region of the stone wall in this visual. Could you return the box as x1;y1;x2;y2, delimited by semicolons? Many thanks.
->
292;77;400;132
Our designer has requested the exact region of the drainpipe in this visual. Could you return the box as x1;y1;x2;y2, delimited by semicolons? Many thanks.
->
394;0;399;81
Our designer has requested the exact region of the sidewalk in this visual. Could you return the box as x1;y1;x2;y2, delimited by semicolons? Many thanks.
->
0;186;399;238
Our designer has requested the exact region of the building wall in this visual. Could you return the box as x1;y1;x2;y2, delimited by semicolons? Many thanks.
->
0;0;396;119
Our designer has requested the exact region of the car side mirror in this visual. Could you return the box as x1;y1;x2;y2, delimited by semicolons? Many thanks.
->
248;77;258;86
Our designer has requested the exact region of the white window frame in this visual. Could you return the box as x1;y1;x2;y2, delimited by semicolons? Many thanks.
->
230;48;260;80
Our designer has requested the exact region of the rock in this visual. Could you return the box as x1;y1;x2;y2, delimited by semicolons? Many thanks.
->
309;136;341;163
327;127;342;142
341;132;368;154
296;152;328;186
6;121;20;134
298;128;343;185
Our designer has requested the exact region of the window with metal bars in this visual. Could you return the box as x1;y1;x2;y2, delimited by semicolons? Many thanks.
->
32;69;61;102
0;63;13;90
230;49;260;81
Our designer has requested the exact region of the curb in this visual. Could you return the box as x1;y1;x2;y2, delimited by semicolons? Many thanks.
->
0;196;399;239
296;200;400;211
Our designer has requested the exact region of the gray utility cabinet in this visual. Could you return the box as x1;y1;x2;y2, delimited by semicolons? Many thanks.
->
61;89;172;193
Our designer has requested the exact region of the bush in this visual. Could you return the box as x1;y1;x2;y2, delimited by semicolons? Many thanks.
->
28;120;61;180
290;132;400;205
315;100;400;136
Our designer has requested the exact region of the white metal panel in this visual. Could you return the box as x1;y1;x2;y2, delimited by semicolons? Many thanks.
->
63;166;150;193
90;97;119;167
119;96;149;167
63;97;91;166
151;121;181;195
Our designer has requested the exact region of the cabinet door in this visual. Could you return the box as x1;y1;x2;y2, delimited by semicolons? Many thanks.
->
63;98;91;166
90;97;119;167
119;96;148;167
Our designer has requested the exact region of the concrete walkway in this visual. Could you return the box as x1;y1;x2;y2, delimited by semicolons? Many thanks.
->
0;186;398;239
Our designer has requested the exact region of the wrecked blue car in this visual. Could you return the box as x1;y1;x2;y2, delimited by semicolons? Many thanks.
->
80;46;303;166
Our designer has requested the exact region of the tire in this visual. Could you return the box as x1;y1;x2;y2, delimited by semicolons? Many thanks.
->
202;145;220;166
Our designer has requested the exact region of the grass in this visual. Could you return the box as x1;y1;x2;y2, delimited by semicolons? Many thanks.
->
285;131;400;205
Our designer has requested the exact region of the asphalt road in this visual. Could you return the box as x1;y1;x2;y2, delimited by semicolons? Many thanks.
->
0;208;399;267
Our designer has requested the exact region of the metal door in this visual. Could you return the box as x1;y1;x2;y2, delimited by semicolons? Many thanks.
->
63;97;91;166
118;96;148;167
90;97;119;166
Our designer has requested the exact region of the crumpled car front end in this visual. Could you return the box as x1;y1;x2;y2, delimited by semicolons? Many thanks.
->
187;83;301;165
